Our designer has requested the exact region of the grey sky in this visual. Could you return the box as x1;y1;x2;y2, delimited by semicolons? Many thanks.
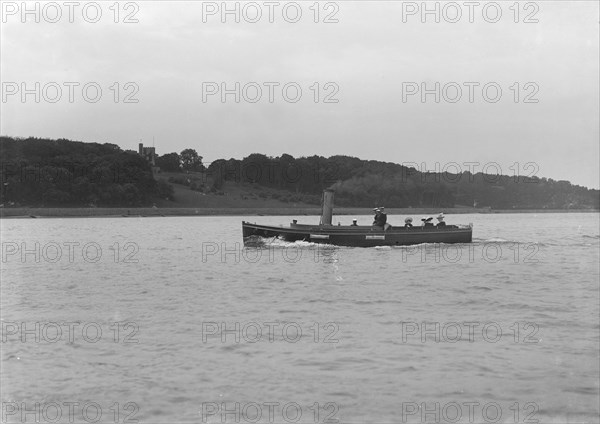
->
1;1;598;188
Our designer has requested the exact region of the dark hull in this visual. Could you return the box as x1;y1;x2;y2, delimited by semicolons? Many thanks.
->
242;221;472;247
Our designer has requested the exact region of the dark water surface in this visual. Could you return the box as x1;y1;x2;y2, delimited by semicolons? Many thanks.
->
1;213;599;423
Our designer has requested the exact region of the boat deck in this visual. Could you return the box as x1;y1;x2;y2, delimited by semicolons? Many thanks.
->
242;221;473;247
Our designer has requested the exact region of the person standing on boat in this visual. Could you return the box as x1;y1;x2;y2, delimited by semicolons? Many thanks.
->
372;207;388;229
376;208;387;226
378;207;387;226
436;213;446;227
372;208;380;225
380;207;392;230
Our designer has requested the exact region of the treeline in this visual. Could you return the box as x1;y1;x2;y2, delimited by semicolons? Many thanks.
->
2;136;597;210
156;148;204;172
200;153;599;209
0;136;173;207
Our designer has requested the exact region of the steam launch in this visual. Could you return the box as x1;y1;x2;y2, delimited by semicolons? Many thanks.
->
242;189;473;247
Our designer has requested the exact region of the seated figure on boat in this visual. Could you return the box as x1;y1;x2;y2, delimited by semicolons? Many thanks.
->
372;207;380;225
436;213;446;227
404;217;413;228
422;217;434;227
372;207;390;230
351;219;358;226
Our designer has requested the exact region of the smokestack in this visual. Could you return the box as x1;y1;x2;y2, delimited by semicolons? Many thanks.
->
138;143;143;154
320;189;335;226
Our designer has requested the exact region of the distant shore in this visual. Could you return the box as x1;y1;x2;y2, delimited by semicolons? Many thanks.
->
1;207;597;218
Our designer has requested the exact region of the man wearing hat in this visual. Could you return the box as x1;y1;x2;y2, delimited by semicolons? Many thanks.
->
436;213;446;227
372;208;380;225
372;206;388;229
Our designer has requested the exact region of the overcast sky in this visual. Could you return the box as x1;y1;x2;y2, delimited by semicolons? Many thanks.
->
1;1;599;188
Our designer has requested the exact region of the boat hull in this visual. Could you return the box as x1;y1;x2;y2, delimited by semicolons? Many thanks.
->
242;221;472;247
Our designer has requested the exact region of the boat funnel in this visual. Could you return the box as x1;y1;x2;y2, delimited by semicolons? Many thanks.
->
320;189;335;225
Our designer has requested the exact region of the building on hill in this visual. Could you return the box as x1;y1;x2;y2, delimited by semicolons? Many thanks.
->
139;143;156;165
139;143;160;175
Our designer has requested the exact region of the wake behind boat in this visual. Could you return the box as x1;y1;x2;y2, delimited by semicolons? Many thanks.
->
242;190;473;248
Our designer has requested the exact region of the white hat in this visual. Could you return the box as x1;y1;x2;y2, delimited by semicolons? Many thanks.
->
405;217;413;223
373;207;380;212
437;213;445;220
426;216;433;221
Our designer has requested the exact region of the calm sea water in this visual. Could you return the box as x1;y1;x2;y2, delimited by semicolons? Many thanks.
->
1;213;599;424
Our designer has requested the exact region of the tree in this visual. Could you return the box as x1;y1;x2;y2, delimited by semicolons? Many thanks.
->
180;149;203;172
156;152;181;172
0;136;164;207
156;180;175;200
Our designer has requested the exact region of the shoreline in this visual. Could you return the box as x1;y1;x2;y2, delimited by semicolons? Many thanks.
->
1;207;598;218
